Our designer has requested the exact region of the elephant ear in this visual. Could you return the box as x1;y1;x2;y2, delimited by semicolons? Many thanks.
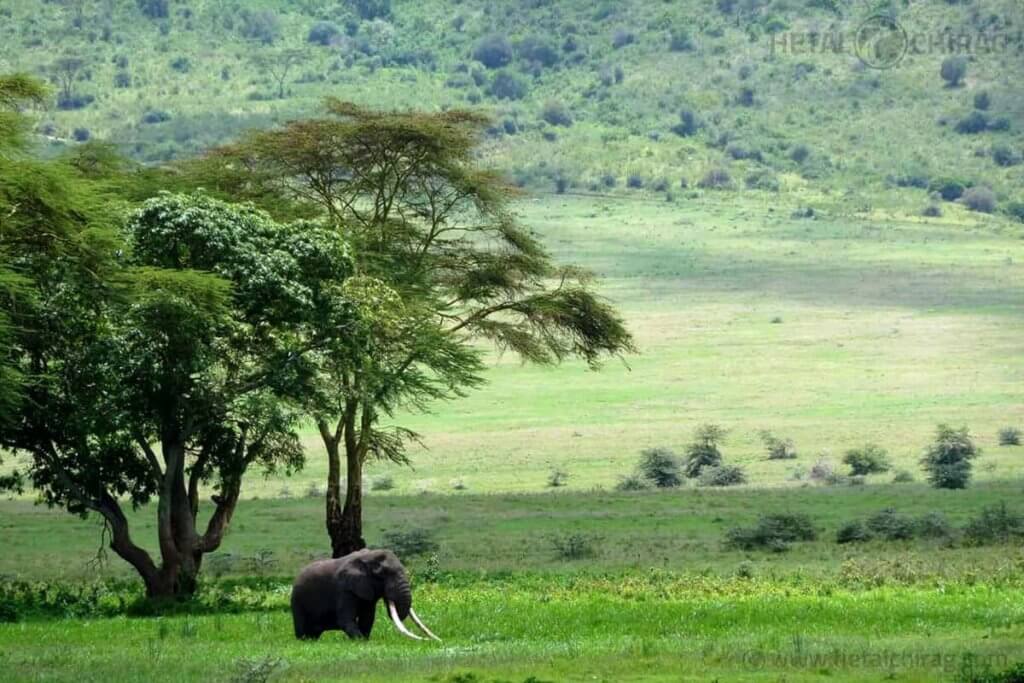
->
336;558;375;601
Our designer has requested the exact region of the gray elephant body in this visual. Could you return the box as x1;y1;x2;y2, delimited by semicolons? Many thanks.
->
291;549;412;640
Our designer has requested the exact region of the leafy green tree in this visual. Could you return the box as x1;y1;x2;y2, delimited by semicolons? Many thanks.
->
842;444;890;476
192;101;635;556
636;448;682;488
2;186;354;597
921;424;980;489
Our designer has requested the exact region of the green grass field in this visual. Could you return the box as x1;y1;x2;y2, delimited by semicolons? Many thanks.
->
2;195;1023;682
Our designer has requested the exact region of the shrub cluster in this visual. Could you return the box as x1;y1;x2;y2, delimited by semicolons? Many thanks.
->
760;431;797;460
841;444;890;476
382;528;439;558
725;513;817;552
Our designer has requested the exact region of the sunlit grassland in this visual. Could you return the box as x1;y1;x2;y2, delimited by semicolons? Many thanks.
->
228;194;1024;498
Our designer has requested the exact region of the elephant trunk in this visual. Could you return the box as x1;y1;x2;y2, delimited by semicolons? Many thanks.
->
385;572;412;620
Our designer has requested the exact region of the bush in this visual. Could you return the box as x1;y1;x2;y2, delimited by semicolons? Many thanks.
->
915;511;954;539
698;464;747;487
370;474;395;491
892;469;915;483
141;110;171;125
956;112;989;135
808;458;835;482
940;56;967;87
238;10;281;45
308;22;340;46
683;424;726;477
113;71;132;88
72;128;90;142
993;146;1022;167
922;204;943;217
517;37;559;68
725;513;817;552
474;34;513;69
612;28;635;49
615;473;651;491
974;91;991;110
1006;202;1024;223
626;174;644;189
842;444;890;475
790;144;811;163
866;508;916;541
962;503;1024;545
961;186;997;213
488;71;527;100
137;0;169;19
541;100;572;127
669;28;694;52
760;431;797;460
170;56;191;73
998;427;1022;446
745;170;779;192
382;528;439;558
930;177;967;201
550;533;601;560
546;468;569;488
636;448;683;488
922;424;980;489
698;168;733;190
671;109;700;137
836;520;872;544
349;0;391;21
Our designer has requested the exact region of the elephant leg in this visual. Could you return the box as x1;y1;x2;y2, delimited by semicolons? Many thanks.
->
336;602;363;640
357;601;377;639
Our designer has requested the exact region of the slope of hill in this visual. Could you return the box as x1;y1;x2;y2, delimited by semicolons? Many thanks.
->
1;0;1023;217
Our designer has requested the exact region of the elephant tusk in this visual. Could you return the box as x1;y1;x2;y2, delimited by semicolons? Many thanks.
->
388;601;424;641
409;608;442;642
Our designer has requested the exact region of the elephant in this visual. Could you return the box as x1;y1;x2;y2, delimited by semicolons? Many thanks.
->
290;548;440;642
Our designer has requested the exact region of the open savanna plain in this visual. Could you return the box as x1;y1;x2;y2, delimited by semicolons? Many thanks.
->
2;196;1023;682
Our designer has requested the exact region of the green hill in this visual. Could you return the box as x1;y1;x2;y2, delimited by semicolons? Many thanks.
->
2;0;1023;218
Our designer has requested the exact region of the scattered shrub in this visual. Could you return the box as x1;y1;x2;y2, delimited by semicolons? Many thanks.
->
866;508;916;541
940;56;967;87
615;473;651;491
915;512;954;539
842;444;891;476
736;87;756;107
836;520;872;544
961;186;997;213
488;71;527;100
698;464;747;487
626;174;644;189
547;468;570;488
992;146;1022;167
892;469;915;483
790;144;810;163
349;0;392;21
998;427;1022;446
141;110;171;124
72;127;90;142
370;474;395;491
541;100;572;127
745;170;779;191
231;657;286;683
956;112;989;135
636;448;683;488
238;10;281;45
474;34;513;69
698;168;733;190
725;513;817;552
671;109;700;137
683;424;726;478
136;0;169;19
113;71;132;88
974;91;991;110
612;28;635;49
308;22;340;46
808;458;835;482
669;28;695;52
516;36;559;68
450;478;467;491
922;204;943;217
922;425;980;489
962;503;1024;545
1006;202;1024;223
382;528;439;558
760;431;797;460
550;532;601;559
929;177;967;201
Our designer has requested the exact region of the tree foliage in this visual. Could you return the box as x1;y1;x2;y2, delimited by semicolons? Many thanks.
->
190;100;634;555
921;424;979;489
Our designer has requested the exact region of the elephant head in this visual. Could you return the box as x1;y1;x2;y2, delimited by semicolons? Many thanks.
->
331;549;440;641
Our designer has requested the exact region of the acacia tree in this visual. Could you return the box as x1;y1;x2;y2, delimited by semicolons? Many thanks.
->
192;101;635;556
2;189;354;597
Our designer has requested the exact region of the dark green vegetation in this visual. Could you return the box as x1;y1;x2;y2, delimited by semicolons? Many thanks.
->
2;0;1023;219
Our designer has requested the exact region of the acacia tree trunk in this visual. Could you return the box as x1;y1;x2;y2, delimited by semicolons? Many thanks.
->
320;400;368;558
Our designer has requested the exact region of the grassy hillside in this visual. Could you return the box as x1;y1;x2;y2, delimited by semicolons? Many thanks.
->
2;0;1023;217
